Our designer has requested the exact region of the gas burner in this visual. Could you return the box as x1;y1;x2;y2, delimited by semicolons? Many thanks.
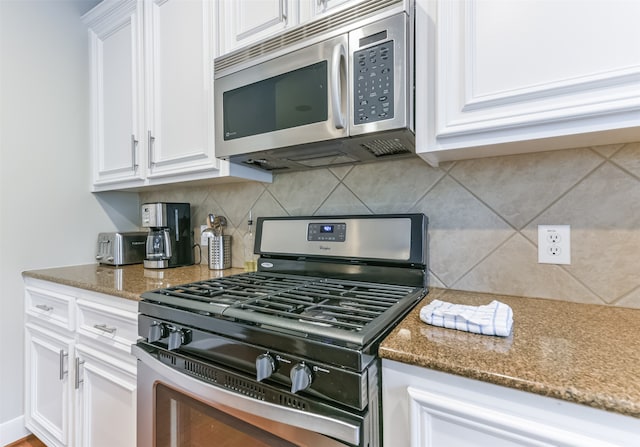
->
298;310;339;327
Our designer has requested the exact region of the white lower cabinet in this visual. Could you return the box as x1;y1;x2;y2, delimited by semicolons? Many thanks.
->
24;278;138;447
25;324;74;447
74;344;137;447
382;359;640;447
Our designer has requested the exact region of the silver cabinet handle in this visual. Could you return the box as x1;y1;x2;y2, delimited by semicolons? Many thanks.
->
94;323;117;334
36;304;53;311
75;357;85;390
148;130;155;168
131;134;139;171
282;0;288;22
59;350;68;380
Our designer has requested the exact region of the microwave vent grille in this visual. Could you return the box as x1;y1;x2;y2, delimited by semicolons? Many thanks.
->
215;0;403;75
361;139;411;157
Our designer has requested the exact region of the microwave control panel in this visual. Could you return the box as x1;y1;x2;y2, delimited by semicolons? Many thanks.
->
354;42;394;124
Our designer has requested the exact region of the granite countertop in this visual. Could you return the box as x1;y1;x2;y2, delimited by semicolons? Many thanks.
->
22;264;640;419
380;287;640;419
22;263;245;301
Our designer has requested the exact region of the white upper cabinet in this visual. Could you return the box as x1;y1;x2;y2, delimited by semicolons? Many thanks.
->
415;0;640;166
216;0;367;57
86;1;145;187
304;0;365;19
217;0;294;56
143;0;217;178
84;0;271;192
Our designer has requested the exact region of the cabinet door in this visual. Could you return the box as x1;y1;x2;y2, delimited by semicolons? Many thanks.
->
75;345;137;447
416;0;640;166
308;0;363;17
407;386;618;447
86;0;146;187
144;0;219;178
25;324;74;447
217;0;291;56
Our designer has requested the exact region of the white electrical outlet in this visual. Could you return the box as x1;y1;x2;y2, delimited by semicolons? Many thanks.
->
200;225;210;246
538;225;571;264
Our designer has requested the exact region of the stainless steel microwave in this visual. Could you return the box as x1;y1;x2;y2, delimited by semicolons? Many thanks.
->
214;3;415;172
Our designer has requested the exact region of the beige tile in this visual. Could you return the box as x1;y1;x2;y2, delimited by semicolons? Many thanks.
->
611;142;640;178
193;192;224;230
207;182;266;228
454;234;603;303
412;176;514;286
246;192;288;227
615;287;640;309
450;148;602;229
235;191;287;242
523;162;640;303
315;184;370;216
343;157;444;213
591;143;626;158
438;161;457;172
329;165;353;180
228;227;244;269
428;271;446;289
267;169;339;215
230;192;289;267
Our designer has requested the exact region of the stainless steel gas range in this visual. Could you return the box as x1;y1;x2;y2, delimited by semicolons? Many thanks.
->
133;214;428;447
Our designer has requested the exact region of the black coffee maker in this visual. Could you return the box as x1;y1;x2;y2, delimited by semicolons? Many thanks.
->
141;202;194;269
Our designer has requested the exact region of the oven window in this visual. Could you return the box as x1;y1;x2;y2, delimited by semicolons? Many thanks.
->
223;61;328;141
155;383;298;447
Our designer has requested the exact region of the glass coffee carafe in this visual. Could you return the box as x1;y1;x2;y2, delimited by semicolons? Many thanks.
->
145;228;172;267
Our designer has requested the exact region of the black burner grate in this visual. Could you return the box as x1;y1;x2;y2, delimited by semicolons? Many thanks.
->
145;272;424;345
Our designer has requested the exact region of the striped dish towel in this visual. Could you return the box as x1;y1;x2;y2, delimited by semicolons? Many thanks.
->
420;299;513;337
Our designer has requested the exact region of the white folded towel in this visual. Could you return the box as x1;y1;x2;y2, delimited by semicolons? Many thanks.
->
420;299;513;337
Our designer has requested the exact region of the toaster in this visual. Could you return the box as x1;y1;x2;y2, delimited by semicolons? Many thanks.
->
96;231;147;266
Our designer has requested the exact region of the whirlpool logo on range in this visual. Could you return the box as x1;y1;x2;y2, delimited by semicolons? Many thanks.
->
319;245;331;251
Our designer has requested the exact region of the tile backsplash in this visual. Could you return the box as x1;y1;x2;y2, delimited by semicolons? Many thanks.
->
140;142;640;308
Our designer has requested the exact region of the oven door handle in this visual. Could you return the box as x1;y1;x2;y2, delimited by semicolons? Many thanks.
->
132;343;363;446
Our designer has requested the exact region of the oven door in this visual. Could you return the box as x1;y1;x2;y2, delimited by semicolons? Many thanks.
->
214;34;348;159
133;344;372;447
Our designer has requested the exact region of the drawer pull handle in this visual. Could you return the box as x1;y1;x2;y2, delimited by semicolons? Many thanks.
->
36;304;53;312
94;323;117;334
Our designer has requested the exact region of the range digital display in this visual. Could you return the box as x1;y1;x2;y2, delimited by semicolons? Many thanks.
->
308;222;346;242
320;225;334;233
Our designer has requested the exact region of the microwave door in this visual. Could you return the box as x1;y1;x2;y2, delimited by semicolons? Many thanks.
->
215;34;349;159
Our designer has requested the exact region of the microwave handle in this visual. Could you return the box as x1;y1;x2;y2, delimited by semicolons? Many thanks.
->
331;43;346;130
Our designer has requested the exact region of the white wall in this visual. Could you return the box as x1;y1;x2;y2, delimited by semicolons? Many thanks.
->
0;1;139;443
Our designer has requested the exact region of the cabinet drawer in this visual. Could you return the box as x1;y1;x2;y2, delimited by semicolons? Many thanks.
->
76;298;139;354
25;286;75;331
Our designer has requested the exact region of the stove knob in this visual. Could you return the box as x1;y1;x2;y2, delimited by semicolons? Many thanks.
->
148;322;169;342
167;327;191;351
256;354;277;382
290;363;313;394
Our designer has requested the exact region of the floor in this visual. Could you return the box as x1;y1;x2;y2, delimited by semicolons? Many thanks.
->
5;435;46;447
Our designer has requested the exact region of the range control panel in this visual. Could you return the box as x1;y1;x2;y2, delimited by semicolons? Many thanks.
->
307;223;347;242
354;41;394;124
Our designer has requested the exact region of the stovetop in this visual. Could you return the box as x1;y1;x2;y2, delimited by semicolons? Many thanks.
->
141;271;425;347
139;214;428;374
